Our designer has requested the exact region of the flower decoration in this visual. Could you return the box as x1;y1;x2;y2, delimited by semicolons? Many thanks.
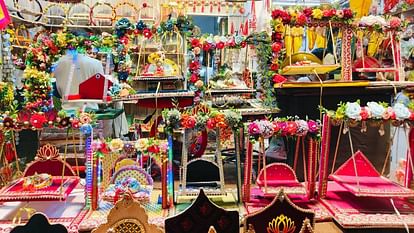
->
29;113;47;129
109;138;124;152
134;138;168;164
345;102;362;120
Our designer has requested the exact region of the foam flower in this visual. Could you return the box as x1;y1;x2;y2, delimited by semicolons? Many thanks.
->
312;8;323;20
110;138;124;152
367;102;385;119
307;120;319;133
393;103;410;120
248;121;261;136
345;102;362;120
30;113;47;129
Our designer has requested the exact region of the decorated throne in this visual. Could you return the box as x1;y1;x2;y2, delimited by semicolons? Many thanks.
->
92;193;162;233
165;189;239;233
0;144;79;201
244;189;315;233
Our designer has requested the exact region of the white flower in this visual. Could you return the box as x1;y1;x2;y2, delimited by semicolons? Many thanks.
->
295;120;309;136
367;102;385;119
345;102;362;120
393;103;410;120
360;15;387;27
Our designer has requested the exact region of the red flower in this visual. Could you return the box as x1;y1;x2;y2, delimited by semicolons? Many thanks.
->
206;118;216;129
303;8;313;17
30;113;47;129
181;115;196;129
148;145;160;154
270;63;279;71
271;9;287;19
343;9;353;19
323;9;335;18
360;107;371;121
191;38;201;48
273;74;287;83
190;73;199;83
240;41;247;48
203;43;212;51
216;41;225;49
271;42;282;53
274;33;282;41
120;36;129;45
189;61;201;71
71;119;80;129
2;117;14;129
142;29;152;39
281;13;292;24
296;13;308;26
409;111;414;121
286;121;298;135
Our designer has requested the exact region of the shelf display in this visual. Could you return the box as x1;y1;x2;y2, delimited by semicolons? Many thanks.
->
3;0;414;232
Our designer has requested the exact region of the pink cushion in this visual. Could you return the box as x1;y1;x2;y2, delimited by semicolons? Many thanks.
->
256;163;299;187
333;150;380;177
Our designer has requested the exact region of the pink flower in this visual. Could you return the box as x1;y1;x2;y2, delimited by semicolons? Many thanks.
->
206;118;216;129
410;110;414;121
286;121;297;135
272;121;281;133
248;122;261;135
303;8;313;17
389;17;401;29
307;120;319;133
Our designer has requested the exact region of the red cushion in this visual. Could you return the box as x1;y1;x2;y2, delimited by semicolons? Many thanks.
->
256;163;299;187
24;160;76;177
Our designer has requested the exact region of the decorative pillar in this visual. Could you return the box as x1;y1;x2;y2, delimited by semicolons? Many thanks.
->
166;134;175;208
307;138;318;200
85;133;98;210
405;128;414;188
341;25;353;81
243;140;253;202
162;154;168;209
318;114;332;198
234;129;242;203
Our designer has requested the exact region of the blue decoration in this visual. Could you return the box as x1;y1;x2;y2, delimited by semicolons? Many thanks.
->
80;124;93;135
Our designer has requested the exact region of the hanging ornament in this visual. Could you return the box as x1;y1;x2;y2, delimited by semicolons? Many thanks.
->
225;2;229;13
249;0;257;32
5;142;15;163
193;0;196;12
210;1;213;13
217;1;220;12
240;23;244;35
231;22;235;34
244;19;249;36
201;1;205;12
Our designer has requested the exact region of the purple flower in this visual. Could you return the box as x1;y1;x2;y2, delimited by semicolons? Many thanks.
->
307;120;319;133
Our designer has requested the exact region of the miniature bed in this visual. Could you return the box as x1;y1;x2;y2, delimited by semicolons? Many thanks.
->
244;189;315;233
0;144;79;202
165;189;239;233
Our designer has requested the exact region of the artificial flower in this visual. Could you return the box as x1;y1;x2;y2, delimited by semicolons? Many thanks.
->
203;43;212;51
410;110;414;121
303;8;313;17
336;10;344;18
190;73;199;83
360;107;371;120
323;9;336;18
92;140;104;151
343;9;353;19
296;13;308;26
270;63;279;71
383;106;396;120
110;138;124;152
80;124;93;135
206;118;216;129
189;61;201;71
240;41;247;48
2;117;14;128
296;120;309;136
393;103;410;120
147;145;160;154
59;117;70;128
345;102;362;120
142;29;153;39
216;41;225;49
30;113;47;129
259;120;274;139
271;42;282;53
367;102;385;119
71;119;80;129
193;47;201;55
273;74;287;84
191;38;201;48
286;121;298;136
194;80;204;89
389;17;402;29
248;121;261;135
79;112;92;124
312;8;323;20
135;138;149;151
307;120;319;133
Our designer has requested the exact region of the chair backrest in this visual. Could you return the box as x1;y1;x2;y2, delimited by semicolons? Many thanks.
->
186;159;220;184
165;189;239;233
92;193;162;233
244;189;315;233
10;213;68;233
257;163;299;184
23;144;76;177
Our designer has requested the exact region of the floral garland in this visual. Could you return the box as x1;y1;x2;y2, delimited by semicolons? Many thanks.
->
247;118;320;141
187;34;247;91
270;7;354;27
358;15;407;33
0;82;14;112
162;107;242;133
0;108;95;131
322;101;414;124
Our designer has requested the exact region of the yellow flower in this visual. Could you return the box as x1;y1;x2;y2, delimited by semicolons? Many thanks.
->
56;32;67;47
135;138;148;152
289;9;297;19
312;8;323;20
266;214;296;233
109;138;124;152
274;23;285;33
